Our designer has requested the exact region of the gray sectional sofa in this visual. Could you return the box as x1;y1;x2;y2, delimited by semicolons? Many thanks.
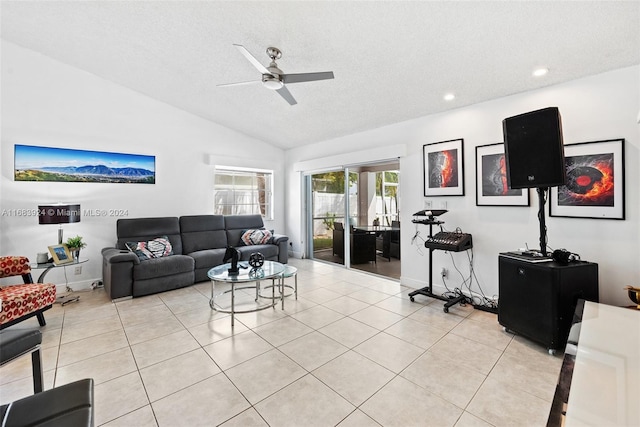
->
101;214;288;300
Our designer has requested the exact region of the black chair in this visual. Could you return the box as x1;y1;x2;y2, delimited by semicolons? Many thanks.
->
0;328;94;426
332;222;344;258
332;222;376;264
0;329;43;393
390;220;400;259
351;232;376;264
0;379;94;426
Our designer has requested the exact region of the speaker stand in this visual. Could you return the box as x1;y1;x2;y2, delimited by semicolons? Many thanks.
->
537;187;549;256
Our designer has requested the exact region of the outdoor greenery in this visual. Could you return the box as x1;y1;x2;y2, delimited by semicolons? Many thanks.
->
322;212;337;231
313;237;333;250
376;171;399;226
312;171;358;193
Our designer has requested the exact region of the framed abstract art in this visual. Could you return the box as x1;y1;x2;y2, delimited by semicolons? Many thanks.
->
423;139;464;196
550;139;625;220
475;143;529;206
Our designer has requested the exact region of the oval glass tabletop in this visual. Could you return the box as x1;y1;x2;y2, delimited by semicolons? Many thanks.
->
207;260;285;283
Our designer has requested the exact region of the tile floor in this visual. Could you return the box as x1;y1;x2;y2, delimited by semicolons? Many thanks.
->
0;259;563;426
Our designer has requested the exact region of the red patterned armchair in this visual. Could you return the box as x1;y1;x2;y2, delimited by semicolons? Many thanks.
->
0;256;56;329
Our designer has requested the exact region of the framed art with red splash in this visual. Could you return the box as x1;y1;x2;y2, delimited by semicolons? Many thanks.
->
475;143;529;206
423;139;464;197
550;139;625;220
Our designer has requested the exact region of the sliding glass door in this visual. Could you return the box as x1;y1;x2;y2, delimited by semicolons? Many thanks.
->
308;170;358;266
305;162;401;279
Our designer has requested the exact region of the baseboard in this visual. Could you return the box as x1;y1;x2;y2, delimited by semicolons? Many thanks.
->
400;276;449;296
289;250;304;259
55;278;100;292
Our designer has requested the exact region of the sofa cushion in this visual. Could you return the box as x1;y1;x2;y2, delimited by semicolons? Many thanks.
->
225;214;265;246
240;229;273;246
180;215;227;253
116;217;183;255
126;236;173;261
0;283;56;327
132;255;194;281
188;248;227;271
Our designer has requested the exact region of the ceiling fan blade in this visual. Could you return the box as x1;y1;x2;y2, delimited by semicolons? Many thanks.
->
233;44;271;75
276;86;297;105
217;80;260;87
282;71;334;84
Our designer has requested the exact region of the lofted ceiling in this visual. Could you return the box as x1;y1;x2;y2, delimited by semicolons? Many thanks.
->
1;1;639;150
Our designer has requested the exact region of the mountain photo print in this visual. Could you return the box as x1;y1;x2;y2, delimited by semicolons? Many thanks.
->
14;145;155;184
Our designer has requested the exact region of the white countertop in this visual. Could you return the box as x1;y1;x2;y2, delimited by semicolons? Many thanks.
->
566;302;639;426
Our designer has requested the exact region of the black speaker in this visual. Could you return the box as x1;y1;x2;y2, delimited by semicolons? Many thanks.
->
502;107;566;189
498;255;599;352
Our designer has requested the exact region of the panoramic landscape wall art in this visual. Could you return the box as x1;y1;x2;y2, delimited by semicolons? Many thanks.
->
14;145;155;184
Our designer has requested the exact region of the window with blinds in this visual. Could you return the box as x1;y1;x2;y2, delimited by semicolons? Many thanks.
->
213;167;273;220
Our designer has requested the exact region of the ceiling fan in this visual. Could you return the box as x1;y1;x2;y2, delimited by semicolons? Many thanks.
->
218;44;334;105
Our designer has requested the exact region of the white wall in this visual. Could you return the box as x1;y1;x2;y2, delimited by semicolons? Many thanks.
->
285;65;639;306
1;41;286;289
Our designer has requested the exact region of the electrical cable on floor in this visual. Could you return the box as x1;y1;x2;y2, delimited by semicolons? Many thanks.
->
416;222;499;310
437;233;498;310
466;250;496;307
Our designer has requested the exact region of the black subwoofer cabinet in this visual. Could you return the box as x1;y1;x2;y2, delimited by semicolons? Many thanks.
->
498;254;599;353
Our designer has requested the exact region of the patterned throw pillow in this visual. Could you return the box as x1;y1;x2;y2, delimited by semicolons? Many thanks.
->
240;229;273;246
125;236;173;261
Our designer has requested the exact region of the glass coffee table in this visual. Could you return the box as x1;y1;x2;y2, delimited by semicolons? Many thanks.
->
208;260;285;326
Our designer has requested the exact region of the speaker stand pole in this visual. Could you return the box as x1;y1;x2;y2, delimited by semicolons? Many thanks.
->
537;187;548;257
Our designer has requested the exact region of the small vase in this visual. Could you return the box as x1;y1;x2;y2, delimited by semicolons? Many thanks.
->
72;249;80;261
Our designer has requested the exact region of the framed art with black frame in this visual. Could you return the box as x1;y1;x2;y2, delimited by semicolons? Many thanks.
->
550;138;625;220
475;143;530;206
423;138;464;196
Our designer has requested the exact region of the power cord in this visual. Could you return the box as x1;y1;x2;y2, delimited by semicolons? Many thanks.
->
412;228;425;256
437;228;498;310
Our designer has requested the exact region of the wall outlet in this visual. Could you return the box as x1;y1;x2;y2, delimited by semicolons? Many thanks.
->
439;201;448;209
74;266;82;275
424;199;433;209
440;267;448;278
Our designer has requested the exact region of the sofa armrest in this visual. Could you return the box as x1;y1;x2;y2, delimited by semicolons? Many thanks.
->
102;247;140;265
271;234;289;264
102;248;137;300
271;234;288;245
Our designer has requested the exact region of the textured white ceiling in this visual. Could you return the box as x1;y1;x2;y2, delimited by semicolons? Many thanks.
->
2;1;639;149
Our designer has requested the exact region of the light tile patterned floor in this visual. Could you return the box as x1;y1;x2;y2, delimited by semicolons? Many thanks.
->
0;259;563;426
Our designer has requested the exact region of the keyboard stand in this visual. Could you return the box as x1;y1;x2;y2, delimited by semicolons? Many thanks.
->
408;219;466;313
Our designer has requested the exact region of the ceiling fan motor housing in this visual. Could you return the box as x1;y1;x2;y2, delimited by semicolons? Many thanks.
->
262;64;284;90
262;74;283;90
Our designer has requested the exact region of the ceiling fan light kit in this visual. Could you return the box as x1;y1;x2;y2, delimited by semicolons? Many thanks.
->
262;75;283;90
219;44;334;105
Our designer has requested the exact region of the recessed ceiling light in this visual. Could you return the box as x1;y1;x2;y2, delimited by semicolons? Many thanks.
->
443;93;455;101
533;68;549;77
